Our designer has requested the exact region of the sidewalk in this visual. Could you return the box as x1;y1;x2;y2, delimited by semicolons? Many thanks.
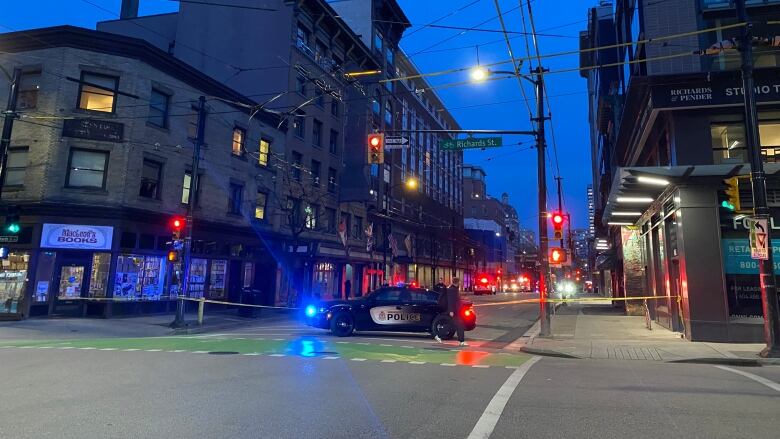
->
520;301;778;365
0;309;294;341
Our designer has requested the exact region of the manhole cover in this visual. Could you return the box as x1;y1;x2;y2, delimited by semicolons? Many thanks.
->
208;351;239;355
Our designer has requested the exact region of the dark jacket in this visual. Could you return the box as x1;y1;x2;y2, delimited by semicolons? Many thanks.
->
445;284;461;313
434;282;447;294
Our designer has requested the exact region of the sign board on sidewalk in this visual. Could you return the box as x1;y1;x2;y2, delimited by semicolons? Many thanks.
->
439;137;502;151
749;218;769;260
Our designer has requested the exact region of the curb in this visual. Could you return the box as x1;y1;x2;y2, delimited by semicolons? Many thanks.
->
519;346;582;359
666;357;764;367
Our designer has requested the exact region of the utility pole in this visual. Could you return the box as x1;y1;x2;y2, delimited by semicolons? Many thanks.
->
735;0;780;357
0;68;21;196
535;66;551;337
173;95;206;327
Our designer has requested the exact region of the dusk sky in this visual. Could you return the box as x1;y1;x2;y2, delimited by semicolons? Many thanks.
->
4;0;594;234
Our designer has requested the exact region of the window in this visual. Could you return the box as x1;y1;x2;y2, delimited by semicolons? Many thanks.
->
296;23;310;48
315;40;327;62
300;157;317;188
182;171;200;205
313;119;323;147
325;207;336;233
66;149;108;189
711;115;780;164
229;183;243;214
139;159;162;199
77;72;118;113
386;46;394;65
292;151;303;181
287;197;301;226
384;100;393;125
374;31;383;53
148;89;169;128
305;203;318;229
293;115;305;138
329;130;339;155
328;167;337;192
340;212;351;236
258;138;270;166
353;216;363;239
373;288;402;303
255;191;267;220
372;89;381;114
18;71;41;109
5;147;28;186
315;87;324;107
296;74;307;96
331;98;339;117
232;127;245;156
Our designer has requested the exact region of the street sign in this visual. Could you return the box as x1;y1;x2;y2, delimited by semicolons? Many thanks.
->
439;136;503;151
749;218;769;260
0;235;19;243
384;136;409;150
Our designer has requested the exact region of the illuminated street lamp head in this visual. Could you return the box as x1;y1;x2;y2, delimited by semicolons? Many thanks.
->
405;178;418;189
471;66;488;82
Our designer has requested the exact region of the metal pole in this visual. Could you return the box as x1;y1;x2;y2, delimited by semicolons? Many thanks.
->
383;188;388;284
535;67;551;337
0;68;21;196
735;0;780;357
555;176;564;248
173;95;206;328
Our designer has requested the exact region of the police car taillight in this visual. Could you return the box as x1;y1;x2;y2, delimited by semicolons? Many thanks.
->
480;277;488;284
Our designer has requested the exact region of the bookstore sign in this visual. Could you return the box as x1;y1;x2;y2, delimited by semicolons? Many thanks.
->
40;224;113;250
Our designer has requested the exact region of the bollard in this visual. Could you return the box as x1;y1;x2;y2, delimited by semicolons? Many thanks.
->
198;298;205;325
172;295;186;328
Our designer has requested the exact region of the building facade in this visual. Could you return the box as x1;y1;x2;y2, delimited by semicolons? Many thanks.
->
0;26;287;318
582;0;780;342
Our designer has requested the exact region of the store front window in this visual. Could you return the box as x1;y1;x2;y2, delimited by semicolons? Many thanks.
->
114;254;167;300
0;252;29;314
188;258;207;298
89;252;111;298
243;262;253;289
209;259;227;299
33;252;56;303
313;262;335;299
59;265;84;299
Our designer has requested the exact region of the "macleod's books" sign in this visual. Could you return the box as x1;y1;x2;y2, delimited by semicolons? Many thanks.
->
40;223;114;250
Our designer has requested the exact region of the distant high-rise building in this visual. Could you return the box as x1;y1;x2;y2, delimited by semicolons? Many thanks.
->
587;185;595;238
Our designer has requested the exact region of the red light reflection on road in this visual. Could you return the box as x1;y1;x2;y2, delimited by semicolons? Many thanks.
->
455;350;490;366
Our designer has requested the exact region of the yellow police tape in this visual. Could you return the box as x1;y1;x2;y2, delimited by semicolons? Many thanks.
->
57;295;299;310
472;295;679;307
180;296;300;310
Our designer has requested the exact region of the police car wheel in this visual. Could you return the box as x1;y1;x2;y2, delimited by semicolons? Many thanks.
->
431;315;455;340
330;312;355;337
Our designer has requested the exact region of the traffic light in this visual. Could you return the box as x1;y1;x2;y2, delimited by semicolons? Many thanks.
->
171;216;185;240
722;177;740;211
167;250;179;262
4;207;20;235
549;247;567;264
551;212;564;240
367;133;384;164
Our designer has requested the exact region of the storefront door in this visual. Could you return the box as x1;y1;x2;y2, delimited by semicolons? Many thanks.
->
51;253;93;316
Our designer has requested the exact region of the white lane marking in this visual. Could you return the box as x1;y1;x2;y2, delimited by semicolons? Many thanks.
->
336;341;349;344
18;346;34;349
323;356;340;360
409;361;426;365
38;346;53;349
58;347;75;350
467;356;541;439
146;349;162;352
192;351;209;354
269;353;285;357
272;338;284;341
77;347;96;350
401;346;414;349
715;365;780;393
351;358;367;362
99;348;117;351
170;350;186;353
381;359;397;363
472;365;490;368
356;342;370;345
380;344;393;347
441;363;456;367
243;353;261;356
123;348;140;352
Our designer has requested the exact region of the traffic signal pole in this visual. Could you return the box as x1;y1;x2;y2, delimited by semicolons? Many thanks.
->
173;95;206;328
735;0;780;357
535;67;551;337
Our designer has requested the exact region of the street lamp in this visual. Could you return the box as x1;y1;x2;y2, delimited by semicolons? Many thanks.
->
381;177;419;284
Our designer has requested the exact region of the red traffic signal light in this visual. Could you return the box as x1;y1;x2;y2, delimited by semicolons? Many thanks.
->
171;216;185;239
549;247;567;264
551;212;565;240
552;213;564;225
367;133;384;164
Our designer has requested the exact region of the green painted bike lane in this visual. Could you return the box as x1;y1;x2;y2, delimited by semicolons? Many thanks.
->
0;336;533;367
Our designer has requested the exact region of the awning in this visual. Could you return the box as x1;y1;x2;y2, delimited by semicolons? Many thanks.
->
601;163;780;226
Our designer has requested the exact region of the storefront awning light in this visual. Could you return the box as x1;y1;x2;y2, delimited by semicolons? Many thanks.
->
616;196;654;203
607;221;634;226
612;211;642;216
637;176;669;186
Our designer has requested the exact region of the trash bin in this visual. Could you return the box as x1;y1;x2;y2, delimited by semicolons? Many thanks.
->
238;288;261;318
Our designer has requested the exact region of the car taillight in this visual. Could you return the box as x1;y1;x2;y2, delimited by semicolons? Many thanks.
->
462;307;474;318
480;277;488;284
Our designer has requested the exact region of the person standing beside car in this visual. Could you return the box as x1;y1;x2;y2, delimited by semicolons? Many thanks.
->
435;277;467;346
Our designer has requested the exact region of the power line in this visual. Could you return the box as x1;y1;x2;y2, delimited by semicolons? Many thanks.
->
493;0;534;123
402;0;484;39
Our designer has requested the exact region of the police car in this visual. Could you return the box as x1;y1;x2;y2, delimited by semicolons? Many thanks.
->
304;286;476;339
